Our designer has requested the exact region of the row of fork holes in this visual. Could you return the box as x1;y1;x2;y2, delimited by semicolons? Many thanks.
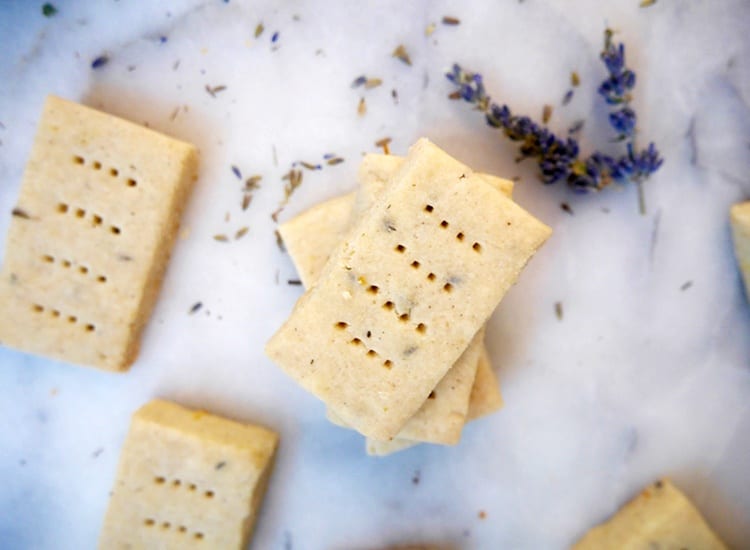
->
423;204;482;252
333;324;393;369
72;155;138;187
57;203;121;235
42;254;106;283
154;476;214;499
394;245;454;293
142;518;204;540
31;304;95;332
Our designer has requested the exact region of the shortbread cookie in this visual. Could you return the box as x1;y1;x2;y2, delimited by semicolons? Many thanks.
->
730;201;750;299
266;138;551;440
279;156;512;446
99;400;278;549
0;96;198;371
573;479;726;549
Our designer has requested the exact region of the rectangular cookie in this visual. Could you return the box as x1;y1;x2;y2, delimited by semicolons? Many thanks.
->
266;138;551;440
280;156;511;446
0;96;198;371
99;399;279;549
573;479;727;549
730;201;750;300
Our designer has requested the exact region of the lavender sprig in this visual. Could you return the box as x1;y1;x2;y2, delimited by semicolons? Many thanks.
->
446;28;663;195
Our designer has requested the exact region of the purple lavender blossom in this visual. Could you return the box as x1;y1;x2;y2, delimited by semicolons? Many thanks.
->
447;29;663;194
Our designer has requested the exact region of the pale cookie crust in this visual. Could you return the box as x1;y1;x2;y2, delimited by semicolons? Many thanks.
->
730;201;750;300
266;138;551;440
99;399;278;550
0;96;198;371
573;479;727;549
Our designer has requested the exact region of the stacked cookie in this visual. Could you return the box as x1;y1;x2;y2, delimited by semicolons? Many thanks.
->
268;139;551;455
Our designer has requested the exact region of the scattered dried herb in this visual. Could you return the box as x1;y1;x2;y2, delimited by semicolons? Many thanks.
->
42;3;57;17
392;44;412;66
255;22;264;38
235;226;249;240
358;97;367;116
213;234;229;242
680;280;693;291
231;165;242;179
562;89;574;105
11;208;30;219
275;229;286;252
91;55;109;69
351;75;367;88
568;120;585;135
560;202;574;215
245;175;262;190
442;16;461;25
287;279;302;286
542;104;553;124
554;301;563;320
205;84;227;97
640;0;657;6
189;302;203;314
375;137;392;154
326;157;344;166
215;461;226;470
425;23;436;36
571;71;580;87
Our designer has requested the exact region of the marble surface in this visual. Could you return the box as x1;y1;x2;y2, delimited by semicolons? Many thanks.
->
1;1;750;548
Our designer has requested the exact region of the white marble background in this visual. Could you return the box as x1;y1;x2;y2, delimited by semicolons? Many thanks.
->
1;1;749;548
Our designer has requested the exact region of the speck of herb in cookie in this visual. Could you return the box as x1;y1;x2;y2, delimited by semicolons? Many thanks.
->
235;226;249;240
255;22;264;38
542;104;553;124
231;165;242;179
91;55;109;69
375;137;392;154
392;44;412;66
11;208;30;219
560;202;574;215
205;84;227;97
42;3;57;17
442;16;461;25
358;97;367;116
213;234;229;242
189;302;203;314
287;279;302;286
554;301;563;320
